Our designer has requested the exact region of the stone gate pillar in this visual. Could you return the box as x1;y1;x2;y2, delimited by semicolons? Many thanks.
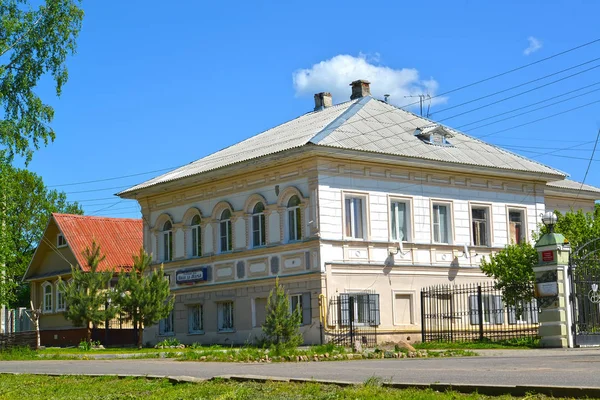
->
533;217;572;348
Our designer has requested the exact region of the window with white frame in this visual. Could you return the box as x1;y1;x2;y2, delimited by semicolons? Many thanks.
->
42;282;53;313
287;196;302;241
508;299;538;324
252;202;266;247
57;233;67;248
159;310;174;335
432;203;451;244
188;304;203;334
469;294;504;325
344;195;366;239
55;281;66;312
219;209;233;252
339;293;380;326
162;220;173;261
390;199;410;242
508;209;525;244
471;205;491;246
290;293;312;325
191;215;202;257
217;301;234;332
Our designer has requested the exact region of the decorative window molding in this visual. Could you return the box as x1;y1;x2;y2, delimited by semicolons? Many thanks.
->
42;282;53;313
55;281;66;312
57;234;67;248
252;202;266;247
191;214;202;257
162;220;173;261
219;209;233;253
286;195;302;242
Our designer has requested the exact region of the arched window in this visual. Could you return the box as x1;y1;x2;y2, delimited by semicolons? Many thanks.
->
42;282;53;313
162;220;173;261
252;202;266;247
220;209;232;252
191;215;202;257
287;195;302;241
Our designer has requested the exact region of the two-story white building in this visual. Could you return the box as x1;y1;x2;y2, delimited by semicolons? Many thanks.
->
118;80;600;345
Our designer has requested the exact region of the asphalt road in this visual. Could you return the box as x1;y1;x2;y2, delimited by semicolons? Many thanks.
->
1;349;600;389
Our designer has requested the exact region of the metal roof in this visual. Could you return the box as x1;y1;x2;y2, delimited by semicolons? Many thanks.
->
119;96;565;195
546;179;600;194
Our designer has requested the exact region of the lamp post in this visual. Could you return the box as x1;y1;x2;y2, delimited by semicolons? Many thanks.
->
541;211;558;233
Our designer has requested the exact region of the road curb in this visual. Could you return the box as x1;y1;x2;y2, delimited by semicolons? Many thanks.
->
1;371;598;397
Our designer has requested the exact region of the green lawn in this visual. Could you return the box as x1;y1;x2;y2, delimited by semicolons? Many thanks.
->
0;374;578;400
414;337;539;350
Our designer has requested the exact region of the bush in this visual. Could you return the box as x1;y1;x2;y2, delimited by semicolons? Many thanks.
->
156;338;180;347
78;340;101;351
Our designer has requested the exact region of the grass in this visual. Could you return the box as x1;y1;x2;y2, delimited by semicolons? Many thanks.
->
0;374;580;399
414;337;540;350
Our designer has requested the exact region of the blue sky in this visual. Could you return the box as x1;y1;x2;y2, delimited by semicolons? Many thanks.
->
20;0;600;218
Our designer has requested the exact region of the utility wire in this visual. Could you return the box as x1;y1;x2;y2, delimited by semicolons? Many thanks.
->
572;128;600;204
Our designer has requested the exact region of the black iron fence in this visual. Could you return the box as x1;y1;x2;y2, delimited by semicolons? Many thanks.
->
323;293;378;348
421;282;539;342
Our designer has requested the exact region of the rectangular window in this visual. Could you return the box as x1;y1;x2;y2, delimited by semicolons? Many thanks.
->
471;206;490;246
163;231;173;261
339;293;380;326
390;200;409;242
192;226;202;257
57;234;67;248
289;292;312;325
253;214;266;247
56;282;66;312
188;304;203;334
469;294;504;325
344;196;366;239
43;284;52;313
509;210;524;244
253;297;267;327
220;220;232;252
432;203;450;244
288;208;301;241
217;301;234;332
159;310;174;335
508;299;538;324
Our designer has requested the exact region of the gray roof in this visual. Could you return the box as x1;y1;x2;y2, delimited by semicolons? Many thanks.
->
547;179;600;194
119;96;565;195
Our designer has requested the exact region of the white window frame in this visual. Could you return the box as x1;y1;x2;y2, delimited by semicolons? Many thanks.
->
286;196;302;242
252;202;266;248
191;215;202;257
470;203;492;247
341;291;380;327
391;290;416;326
159;310;175;336
42;282;53;313
57;233;67;248
431;201;453;244
506;206;527;245
162;221;173;262
389;197;412;243
55;281;66;312
469;294;504;325
343;192;369;240
219;210;233;253
187;304;204;334
217;301;234;332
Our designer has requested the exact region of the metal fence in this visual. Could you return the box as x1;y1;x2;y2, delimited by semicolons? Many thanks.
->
421;282;539;342
323;293;378;348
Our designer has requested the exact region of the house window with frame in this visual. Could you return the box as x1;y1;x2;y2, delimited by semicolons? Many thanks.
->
338;293;380;326
290;293;312;325
471;206;490;246
432;203;451;244
191;215;202;257
344;196;366;239
42;282;53;313
219;209;233;252
508;210;525;244
57;234;67;248
287;196;302;242
159;310;174;335
217;301;234;332
55;281;66;312
188;304;204;334
469;294;504;325
508;299;538;324
390;200;409;242
162;221;173;261
252;202;266;247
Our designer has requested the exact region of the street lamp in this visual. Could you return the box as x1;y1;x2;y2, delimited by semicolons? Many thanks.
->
541;211;558;233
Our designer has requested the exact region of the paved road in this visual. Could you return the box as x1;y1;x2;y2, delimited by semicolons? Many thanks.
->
2;349;600;389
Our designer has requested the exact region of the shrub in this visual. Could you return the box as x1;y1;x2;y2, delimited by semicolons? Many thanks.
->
156;338;180;347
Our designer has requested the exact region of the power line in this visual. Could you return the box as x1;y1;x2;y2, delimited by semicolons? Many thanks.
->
48;165;188;188
572;128;600;204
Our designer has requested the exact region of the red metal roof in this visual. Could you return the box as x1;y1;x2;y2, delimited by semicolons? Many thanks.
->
52;213;143;273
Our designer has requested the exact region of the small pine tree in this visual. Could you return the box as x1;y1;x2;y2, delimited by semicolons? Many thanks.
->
62;240;116;343
262;277;303;350
113;248;174;349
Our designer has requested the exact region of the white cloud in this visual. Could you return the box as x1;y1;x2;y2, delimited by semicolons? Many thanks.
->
292;54;446;109
524;36;543;55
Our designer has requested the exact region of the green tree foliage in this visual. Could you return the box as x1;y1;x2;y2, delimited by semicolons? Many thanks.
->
549;204;600;250
62;240;116;343
113;248;174;349
0;0;84;162
0;154;82;307
480;242;539;306
262;278;302;350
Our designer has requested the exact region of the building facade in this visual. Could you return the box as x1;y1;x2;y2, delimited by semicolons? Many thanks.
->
119;80;600;345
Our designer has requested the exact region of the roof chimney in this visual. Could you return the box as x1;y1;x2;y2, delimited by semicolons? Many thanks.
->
350;79;371;100
314;92;333;111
